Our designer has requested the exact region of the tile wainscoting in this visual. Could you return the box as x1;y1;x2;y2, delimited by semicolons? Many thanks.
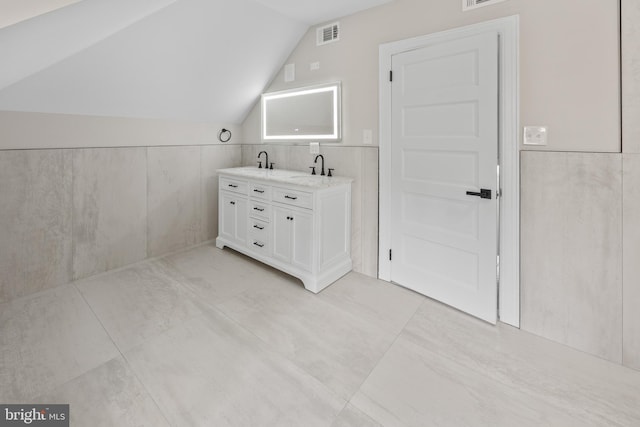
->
520;151;623;363
0;144;378;303
0;145;242;303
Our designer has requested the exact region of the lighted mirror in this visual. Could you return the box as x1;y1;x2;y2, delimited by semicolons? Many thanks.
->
261;82;341;142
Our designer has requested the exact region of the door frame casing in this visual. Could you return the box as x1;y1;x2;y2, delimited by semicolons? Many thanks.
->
378;16;520;327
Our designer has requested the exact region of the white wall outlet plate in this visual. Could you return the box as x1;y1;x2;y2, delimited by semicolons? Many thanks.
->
310;62;320;71
309;142;320;154
523;126;548;145
284;63;295;82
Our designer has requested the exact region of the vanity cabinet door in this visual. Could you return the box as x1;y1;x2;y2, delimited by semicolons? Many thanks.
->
272;205;313;271
220;192;248;245
291;210;313;271
272;206;293;263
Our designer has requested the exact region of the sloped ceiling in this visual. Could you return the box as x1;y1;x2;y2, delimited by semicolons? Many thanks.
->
0;0;83;29
0;0;392;123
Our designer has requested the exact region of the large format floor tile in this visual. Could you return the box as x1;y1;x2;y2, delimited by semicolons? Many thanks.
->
75;260;204;353
124;311;345;427
331;404;383;427
215;283;398;400
161;245;291;305
317;272;423;336
34;356;169;427
3;243;640;426
352;333;579;427
0;284;119;402
391;298;640;425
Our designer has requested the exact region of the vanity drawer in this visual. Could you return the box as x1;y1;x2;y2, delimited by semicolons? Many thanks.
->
248;236;270;255
220;177;248;195
250;182;271;200
250;218;270;236
250;201;270;221
272;187;313;210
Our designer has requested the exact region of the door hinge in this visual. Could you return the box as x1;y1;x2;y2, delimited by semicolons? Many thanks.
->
389;70;393;82
389;249;392;261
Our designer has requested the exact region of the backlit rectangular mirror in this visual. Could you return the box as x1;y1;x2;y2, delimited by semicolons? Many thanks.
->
261;82;341;142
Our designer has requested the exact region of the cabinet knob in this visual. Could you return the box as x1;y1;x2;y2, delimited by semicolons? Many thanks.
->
230;201;235;205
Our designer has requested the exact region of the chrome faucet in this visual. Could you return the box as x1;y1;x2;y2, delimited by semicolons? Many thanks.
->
314;154;325;176
258;151;268;169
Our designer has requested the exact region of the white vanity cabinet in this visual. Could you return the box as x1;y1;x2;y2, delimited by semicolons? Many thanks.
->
216;167;352;293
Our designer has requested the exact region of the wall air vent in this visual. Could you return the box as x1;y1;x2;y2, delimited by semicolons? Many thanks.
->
316;22;340;46
463;0;506;11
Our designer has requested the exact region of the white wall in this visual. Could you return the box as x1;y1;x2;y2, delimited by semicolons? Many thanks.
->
0;111;242;149
243;0;620;152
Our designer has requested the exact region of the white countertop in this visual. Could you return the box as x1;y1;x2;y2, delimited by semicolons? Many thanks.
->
217;166;353;189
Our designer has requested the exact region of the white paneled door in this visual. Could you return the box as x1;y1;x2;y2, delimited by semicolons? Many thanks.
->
390;31;499;323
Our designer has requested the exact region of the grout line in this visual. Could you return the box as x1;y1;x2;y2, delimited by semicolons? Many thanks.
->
69;149;76;282
621;154;625;363
145;146;150;259
344;296;425;404
71;265;177;427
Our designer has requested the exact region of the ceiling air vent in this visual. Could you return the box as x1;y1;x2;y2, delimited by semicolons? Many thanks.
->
316;22;340;46
463;0;506;11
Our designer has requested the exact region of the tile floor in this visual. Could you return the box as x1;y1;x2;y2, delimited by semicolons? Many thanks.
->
2;243;640;426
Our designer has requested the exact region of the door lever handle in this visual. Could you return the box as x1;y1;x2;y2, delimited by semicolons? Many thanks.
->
466;189;492;200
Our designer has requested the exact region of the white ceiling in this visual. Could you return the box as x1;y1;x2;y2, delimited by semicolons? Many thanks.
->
0;0;392;123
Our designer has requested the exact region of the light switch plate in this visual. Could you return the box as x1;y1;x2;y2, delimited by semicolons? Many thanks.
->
310;62;320;71
523;126;548;145
309;142;320;154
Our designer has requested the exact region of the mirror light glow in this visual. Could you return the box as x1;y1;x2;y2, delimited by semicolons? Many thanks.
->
261;82;341;142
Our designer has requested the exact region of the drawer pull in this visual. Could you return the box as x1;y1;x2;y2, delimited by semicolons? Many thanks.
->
253;189;265;194
253;241;265;248
284;195;298;200
253;224;264;230
230;201;235;205
253;207;265;212
228;184;238;188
